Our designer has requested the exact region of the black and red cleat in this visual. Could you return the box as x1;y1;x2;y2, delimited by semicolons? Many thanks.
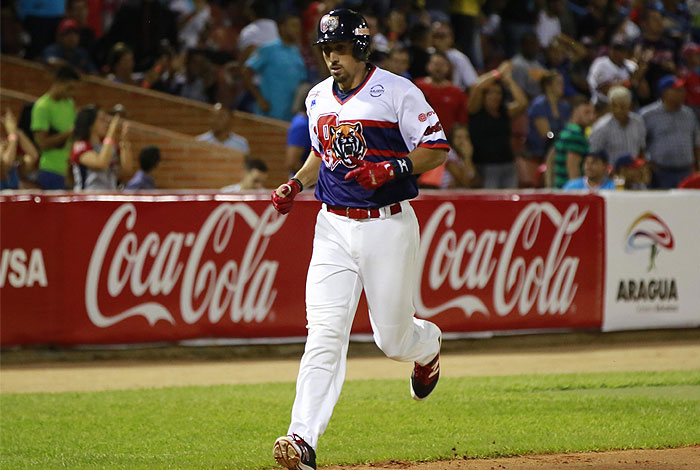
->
410;336;441;401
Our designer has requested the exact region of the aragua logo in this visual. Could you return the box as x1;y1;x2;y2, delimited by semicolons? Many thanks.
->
617;212;678;304
315;113;367;170
624;212;674;271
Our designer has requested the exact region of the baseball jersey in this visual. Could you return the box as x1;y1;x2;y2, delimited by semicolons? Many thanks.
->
70;140;120;190
306;65;449;208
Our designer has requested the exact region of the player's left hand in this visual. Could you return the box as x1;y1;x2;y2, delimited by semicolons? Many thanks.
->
344;156;395;190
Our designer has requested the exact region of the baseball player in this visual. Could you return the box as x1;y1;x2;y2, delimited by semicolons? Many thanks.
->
271;9;447;470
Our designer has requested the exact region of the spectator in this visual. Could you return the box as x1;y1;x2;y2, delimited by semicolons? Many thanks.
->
243;14;306;121
524;71;571;184
196;103;250;155
501;0;538;58
587;37;647;106
441;123;477;189
31;65;80;190
536;0;563;48
141;41;178;93
449;0;483;69
385;9;408;51
679;42;700;119
589;86;646;165
614;154;650;190
97;0;178;71
385;46;411;79
19;0;65;59
238;0;279;63
1;110;39;190
468;61;529;189
286;84;312;176
407;22;432;81
174;49;216;103
415;52;469;187
221;158;268;192
41;18;97;73
576;0;619;48
552;95;596;188
105;42;138;86
511;32;546;99
544;35;588;97
125;146;161;190
636;7;678;100
70;106;134;190
431;21;478;91
563;149;616;190
66;0;97;56
641;75;700;189
415;52;469;136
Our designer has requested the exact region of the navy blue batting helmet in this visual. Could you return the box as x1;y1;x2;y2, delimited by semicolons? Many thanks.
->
314;9;370;61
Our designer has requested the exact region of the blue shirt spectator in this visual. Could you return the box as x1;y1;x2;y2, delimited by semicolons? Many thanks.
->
286;112;311;173
244;15;307;121
526;73;571;158
563;177;615;190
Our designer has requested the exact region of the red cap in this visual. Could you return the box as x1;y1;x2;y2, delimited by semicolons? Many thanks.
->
57;18;79;35
682;42;700;57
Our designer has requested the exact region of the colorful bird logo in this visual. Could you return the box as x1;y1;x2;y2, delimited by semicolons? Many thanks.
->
625;212;674;271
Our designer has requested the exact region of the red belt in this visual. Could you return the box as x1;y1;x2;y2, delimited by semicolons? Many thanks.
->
326;203;402;220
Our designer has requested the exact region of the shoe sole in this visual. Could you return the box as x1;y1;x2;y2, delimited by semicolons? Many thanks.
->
273;437;314;470
273;437;300;469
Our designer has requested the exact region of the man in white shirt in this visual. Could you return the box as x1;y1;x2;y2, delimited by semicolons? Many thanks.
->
196;103;250;155
238;1;279;62
587;38;638;105
431;21;478;91
536;0;563;47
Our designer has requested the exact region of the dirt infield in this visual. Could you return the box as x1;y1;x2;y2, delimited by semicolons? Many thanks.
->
1;329;699;469
325;446;700;469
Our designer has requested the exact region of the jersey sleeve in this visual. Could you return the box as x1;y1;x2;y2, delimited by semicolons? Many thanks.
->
395;82;449;152
70;140;92;165
305;92;323;158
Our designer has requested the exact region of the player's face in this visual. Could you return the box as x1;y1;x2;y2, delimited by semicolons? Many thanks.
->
321;41;364;89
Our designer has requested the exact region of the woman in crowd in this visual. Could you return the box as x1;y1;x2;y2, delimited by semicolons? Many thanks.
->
70;105;134;190
468;61;528;189
523;70;571;186
441;123;478;189
0;109;39;189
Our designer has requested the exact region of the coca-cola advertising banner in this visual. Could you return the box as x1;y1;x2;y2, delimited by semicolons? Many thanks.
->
0;192;604;347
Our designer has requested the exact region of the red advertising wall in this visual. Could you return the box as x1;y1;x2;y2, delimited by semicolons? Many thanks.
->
0;192;604;346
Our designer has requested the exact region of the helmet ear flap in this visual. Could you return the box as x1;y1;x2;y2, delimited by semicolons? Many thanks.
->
353;37;370;61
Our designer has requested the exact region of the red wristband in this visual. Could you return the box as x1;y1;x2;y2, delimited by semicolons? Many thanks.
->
103;137;116;146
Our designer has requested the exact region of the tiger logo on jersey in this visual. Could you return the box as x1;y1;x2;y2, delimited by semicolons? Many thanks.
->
329;122;367;168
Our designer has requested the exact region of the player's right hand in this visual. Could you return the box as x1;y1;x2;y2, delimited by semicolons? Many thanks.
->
271;179;301;215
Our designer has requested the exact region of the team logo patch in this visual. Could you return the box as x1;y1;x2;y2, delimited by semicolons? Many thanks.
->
320;15;339;33
418;113;427;122
329;122;367;167
369;84;385;97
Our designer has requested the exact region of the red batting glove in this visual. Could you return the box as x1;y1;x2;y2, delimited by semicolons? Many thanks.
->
344;156;395;190
271;179;301;214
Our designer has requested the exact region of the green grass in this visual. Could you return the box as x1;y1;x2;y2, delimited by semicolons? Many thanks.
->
1;370;699;469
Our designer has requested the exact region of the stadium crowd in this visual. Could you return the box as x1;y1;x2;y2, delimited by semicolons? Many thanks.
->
2;0;700;190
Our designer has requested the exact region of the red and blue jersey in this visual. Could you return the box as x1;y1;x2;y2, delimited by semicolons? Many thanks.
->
306;65;449;207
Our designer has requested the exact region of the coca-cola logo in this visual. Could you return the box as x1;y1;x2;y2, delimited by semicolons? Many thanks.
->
86;203;285;328
415;202;588;318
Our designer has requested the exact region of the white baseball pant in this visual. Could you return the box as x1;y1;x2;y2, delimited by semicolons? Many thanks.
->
288;200;442;449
